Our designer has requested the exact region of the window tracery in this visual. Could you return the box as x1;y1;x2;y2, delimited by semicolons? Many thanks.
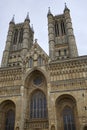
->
33;76;43;86
5;109;15;130
30;91;47;119
63;106;76;130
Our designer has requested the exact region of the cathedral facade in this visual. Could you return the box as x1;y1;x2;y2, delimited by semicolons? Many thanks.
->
0;5;87;130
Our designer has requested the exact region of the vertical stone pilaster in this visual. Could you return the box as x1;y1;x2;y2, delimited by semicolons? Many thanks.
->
18;86;25;130
47;11;55;60
1;21;15;67
22;19;30;57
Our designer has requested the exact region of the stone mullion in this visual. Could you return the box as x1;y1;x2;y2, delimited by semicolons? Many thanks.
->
48;93;57;130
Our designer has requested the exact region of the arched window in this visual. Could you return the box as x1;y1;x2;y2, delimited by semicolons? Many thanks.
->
63;107;76;130
19;28;23;43
30;91;47;119
61;20;66;35
13;29;18;44
5;109;15;130
38;56;43;66
55;21;59;37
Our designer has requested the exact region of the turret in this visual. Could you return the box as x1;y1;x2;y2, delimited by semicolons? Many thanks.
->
64;3;78;57
22;12;30;56
1;15;15;67
47;7;55;60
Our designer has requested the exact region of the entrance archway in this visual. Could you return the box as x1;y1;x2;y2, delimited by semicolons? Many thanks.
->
55;94;78;130
0;100;15;130
24;69;49;130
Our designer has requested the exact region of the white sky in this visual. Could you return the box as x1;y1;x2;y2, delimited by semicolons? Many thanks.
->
0;0;87;65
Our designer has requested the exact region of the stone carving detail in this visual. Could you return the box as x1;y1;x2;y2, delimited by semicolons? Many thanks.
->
50;78;86;91
0;86;21;97
24;120;49;129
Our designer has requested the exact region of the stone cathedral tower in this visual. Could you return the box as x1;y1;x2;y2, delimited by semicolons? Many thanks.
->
0;4;87;130
47;5;78;60
1;13;34;67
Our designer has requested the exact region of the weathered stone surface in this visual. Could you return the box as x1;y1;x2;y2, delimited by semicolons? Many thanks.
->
0;6;87;130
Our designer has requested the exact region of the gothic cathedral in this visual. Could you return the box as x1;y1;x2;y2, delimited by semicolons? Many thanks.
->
0;5;87;130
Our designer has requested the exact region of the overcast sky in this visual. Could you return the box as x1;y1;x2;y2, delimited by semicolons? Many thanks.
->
0;0;87;65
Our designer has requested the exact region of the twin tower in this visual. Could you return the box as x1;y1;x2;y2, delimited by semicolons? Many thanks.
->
1;4;78;67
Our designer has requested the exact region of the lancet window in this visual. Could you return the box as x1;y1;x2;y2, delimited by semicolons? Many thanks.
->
19;28;23;43
13;29;18;44
55;21;59;37
38;56;43;66
30;91;47;119
61;20;66;35
63;106;76;130
5;109;15;130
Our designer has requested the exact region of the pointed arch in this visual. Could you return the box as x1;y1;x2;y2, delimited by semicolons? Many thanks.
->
55;20;59;37
5;109;15;130
38;55;43;66
55;94;78;130
28;57;33;68
24;68;48;88
19;28;23;43
0;100;15;130
61;20;66;35
13;29;18;44
51;125;55;130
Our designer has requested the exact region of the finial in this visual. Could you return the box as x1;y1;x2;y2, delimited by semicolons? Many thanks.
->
64;3;70;12
65;3;67;9
26;12;29;19
25;12;30;22
47;7;52;15
10;15;15;23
